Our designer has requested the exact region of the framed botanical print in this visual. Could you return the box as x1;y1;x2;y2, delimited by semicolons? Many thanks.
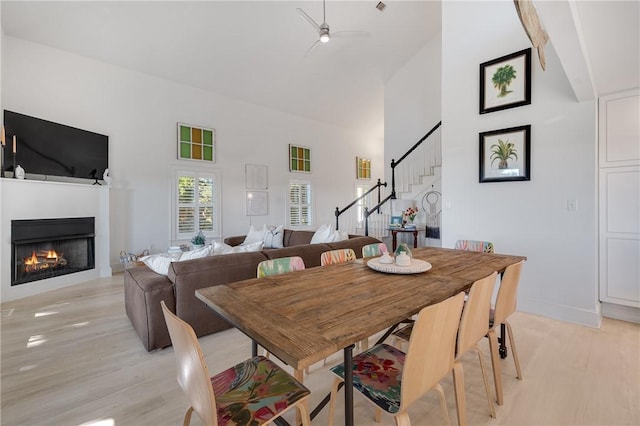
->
479;125;531;182
479;48;532;114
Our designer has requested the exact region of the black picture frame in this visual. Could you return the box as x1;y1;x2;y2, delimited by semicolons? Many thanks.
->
479;48;532;114
479;125;531;183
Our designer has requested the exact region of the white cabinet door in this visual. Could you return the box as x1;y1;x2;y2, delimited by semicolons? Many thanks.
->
599;90;640;308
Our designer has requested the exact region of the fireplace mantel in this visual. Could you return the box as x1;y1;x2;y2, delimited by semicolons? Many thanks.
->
0;178;111;302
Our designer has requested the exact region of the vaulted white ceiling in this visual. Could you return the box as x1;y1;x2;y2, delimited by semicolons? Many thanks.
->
1;1;637;138
1;1;440;138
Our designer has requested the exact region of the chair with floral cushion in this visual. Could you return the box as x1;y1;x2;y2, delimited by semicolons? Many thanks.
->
391;272;499;424
257;256;306;278
486;260;525;406
160;301;311;426
256;256;306;369
327;292;466;426
320;248;356;266
454;239;494;253
362;242;389;258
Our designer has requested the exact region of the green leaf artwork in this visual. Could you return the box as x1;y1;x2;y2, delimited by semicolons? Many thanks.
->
490;139;518;169
492;64;517;98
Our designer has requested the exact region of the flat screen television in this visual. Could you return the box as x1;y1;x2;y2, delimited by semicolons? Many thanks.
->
3;110;108;181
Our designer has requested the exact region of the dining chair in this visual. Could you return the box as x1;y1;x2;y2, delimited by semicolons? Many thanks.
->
160;301;312;426
256;256;306;370
486;260;525;406
327;292;466;426
454;239;494;253
257;256;305;278
391;272;499;424
320;248;357;266
362;242;388;258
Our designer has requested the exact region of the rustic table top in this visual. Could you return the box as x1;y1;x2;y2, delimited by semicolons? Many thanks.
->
195;247;526;371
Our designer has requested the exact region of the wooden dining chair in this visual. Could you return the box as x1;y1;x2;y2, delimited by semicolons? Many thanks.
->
256;256;306;370
391;272;499;424
362;242;388;258
487;260;525;406
160;301;312;426
454;239;494;253
320;248;356;266
327;292;466;426
257;256;305;278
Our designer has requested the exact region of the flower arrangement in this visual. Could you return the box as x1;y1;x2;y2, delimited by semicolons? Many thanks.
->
191;231;206;246
403;207;418;223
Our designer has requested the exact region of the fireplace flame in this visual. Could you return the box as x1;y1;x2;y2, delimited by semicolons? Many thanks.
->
46;250;58;260
24;251;39;266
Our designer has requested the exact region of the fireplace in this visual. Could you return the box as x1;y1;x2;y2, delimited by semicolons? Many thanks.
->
11;217;95;286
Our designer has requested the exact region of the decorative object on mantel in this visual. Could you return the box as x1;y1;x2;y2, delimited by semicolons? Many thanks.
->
12;135;17;178
14;165;25;179
514;0;549;71
191;231;206;249
479;125;531;183
289;144;311;172
479;48;532;114
102;168;112;186
177;122;215;163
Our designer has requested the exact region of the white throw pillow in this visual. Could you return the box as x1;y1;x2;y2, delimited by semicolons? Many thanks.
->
311;224;333;244
231;241;264;253
263;225;284;249
141;254;173;276
329;230;349;242
242;225;266;245
212;241;233;255
179;245;211;261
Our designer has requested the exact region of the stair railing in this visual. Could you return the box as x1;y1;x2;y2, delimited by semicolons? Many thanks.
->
335;179;387;230
335;120;443;236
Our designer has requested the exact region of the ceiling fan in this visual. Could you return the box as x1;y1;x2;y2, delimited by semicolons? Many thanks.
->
297;0;369;56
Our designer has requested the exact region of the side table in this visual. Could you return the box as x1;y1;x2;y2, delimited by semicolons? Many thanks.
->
389;227;425;252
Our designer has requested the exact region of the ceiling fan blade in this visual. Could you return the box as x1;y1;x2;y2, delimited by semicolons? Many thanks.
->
304;39;321;57
332;30;371;39
297;8;321;31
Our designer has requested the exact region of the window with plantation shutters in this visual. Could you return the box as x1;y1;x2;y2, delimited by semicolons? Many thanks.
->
288;180;312;227
174;169;221;241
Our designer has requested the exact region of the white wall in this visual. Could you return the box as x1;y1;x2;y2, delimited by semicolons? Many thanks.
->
2;37;384;272
441;2;599;327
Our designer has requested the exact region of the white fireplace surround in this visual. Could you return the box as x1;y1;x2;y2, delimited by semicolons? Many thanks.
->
0;179;111;302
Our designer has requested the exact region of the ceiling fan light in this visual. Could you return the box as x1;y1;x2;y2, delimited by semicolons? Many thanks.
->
320;33;330;43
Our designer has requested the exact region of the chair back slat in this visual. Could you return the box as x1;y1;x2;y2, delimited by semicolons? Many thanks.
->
455;240;494;253
321;248;356;266
257;256;306;278
161;301;218;426
456;272;497;356
493;261;524;325
362;243;388;258
400;292;466;412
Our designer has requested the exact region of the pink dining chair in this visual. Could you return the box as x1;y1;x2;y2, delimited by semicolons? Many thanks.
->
320;248;356;266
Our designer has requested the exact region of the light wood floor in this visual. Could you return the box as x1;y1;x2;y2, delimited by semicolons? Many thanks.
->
1;274;639;426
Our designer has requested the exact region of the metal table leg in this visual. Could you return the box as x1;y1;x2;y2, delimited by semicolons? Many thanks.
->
344;344;355;426
500;323;508;359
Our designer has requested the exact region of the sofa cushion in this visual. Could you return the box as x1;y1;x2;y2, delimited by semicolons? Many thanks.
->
263;225;285;249
284;229;315;247
311;223;333;243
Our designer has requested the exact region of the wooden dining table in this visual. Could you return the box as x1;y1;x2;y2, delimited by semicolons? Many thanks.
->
196;246;526;425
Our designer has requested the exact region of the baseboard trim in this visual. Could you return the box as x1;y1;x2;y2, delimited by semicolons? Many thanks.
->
518;297;602;328
601;302;640;324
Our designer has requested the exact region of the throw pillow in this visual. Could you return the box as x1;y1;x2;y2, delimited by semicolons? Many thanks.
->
263;225;284;249
212;241;233;255
242;224;266;245
231;241;264;253
329;230;349;242
141;254;173;276
179;245;211;261
311;223;333;244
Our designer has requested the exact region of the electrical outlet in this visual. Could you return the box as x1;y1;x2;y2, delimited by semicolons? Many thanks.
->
567;199;578;211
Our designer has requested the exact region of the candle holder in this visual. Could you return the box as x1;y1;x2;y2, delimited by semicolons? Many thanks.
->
12;153;17;178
